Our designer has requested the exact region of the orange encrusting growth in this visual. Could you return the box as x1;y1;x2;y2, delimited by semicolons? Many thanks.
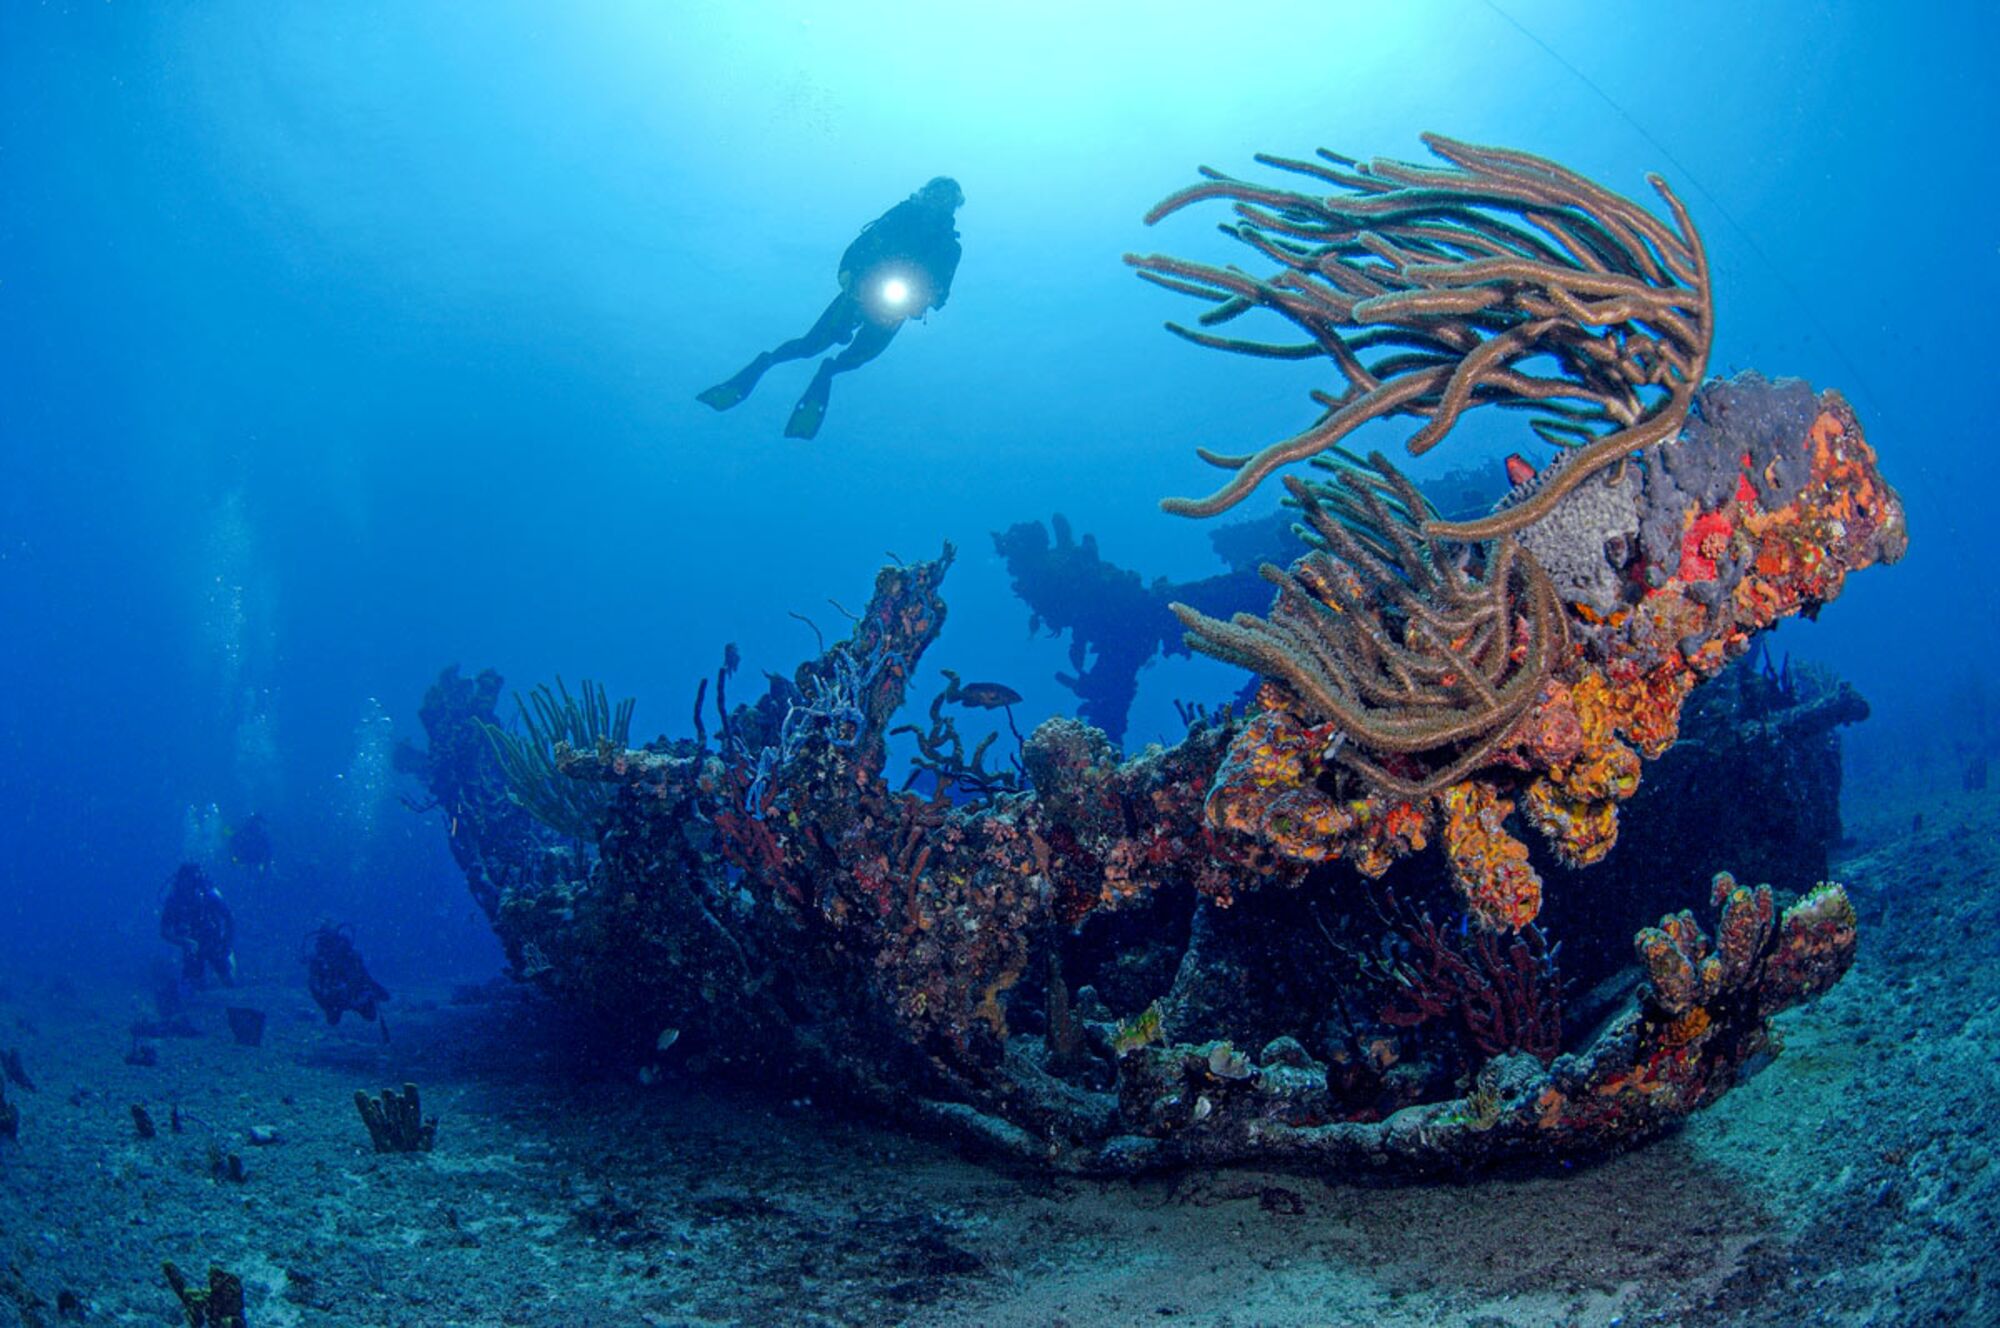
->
1195;393;1905;930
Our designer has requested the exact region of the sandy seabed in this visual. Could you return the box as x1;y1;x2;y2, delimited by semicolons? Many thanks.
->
2;791;1995;1328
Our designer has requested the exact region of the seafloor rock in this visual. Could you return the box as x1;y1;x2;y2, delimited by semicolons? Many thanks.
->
403;376;1896;1175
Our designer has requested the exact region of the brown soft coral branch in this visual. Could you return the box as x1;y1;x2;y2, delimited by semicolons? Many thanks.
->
1126;133;1711;535
1171;452;1564;800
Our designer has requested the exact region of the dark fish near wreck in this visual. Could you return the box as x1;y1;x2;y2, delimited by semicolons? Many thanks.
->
953;681;1022;709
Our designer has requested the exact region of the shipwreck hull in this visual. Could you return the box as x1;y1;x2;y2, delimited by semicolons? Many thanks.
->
401;375;1900;1175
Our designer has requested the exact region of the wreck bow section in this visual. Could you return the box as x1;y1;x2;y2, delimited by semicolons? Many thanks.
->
401;370;1899;1174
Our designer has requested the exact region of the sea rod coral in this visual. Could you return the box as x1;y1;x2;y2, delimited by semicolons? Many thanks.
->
1126;133;1710;538
1174;455;1565;802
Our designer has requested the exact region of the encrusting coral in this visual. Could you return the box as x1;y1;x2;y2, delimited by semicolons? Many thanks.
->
1186;377;1903;929
403;485;1886;1174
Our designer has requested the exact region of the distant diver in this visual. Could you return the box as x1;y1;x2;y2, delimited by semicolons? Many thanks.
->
698;176;964;440
304;924;392;1040
160;863;237;987
227;811;272;874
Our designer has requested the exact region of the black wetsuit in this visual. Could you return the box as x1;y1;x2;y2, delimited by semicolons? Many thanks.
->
837;197;963;319
161;867;236;986
305;927;391;1026
697;190;962;437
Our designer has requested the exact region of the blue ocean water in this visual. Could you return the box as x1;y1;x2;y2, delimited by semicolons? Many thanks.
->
8;1;1990;973
0;5;1995;1318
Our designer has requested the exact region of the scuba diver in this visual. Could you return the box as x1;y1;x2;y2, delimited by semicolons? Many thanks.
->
227;812;272;875
697;176;964;440
303;924;392;1038
159;863;236;987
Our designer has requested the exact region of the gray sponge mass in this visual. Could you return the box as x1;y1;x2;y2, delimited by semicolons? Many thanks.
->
1515;459;1641;616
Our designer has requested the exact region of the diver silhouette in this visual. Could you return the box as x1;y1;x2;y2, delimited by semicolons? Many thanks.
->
160;863;236;987
303;924;392;1039
228;811;272;874
698;176;963;440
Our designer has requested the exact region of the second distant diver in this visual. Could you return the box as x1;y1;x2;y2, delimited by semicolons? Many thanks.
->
227;811;273;875
698;176;964;440
304;924;392;1038
160;863;237;987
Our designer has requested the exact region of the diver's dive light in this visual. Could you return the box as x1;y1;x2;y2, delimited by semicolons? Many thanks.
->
866;268;922;320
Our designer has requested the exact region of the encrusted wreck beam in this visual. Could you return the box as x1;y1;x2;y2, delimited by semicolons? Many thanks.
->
395;666;558;920
409;601;1872;1177
1047;876;1856;1174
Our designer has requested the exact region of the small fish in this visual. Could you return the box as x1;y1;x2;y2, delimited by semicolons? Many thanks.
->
1504;453;1538;487
954;681;1023;710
